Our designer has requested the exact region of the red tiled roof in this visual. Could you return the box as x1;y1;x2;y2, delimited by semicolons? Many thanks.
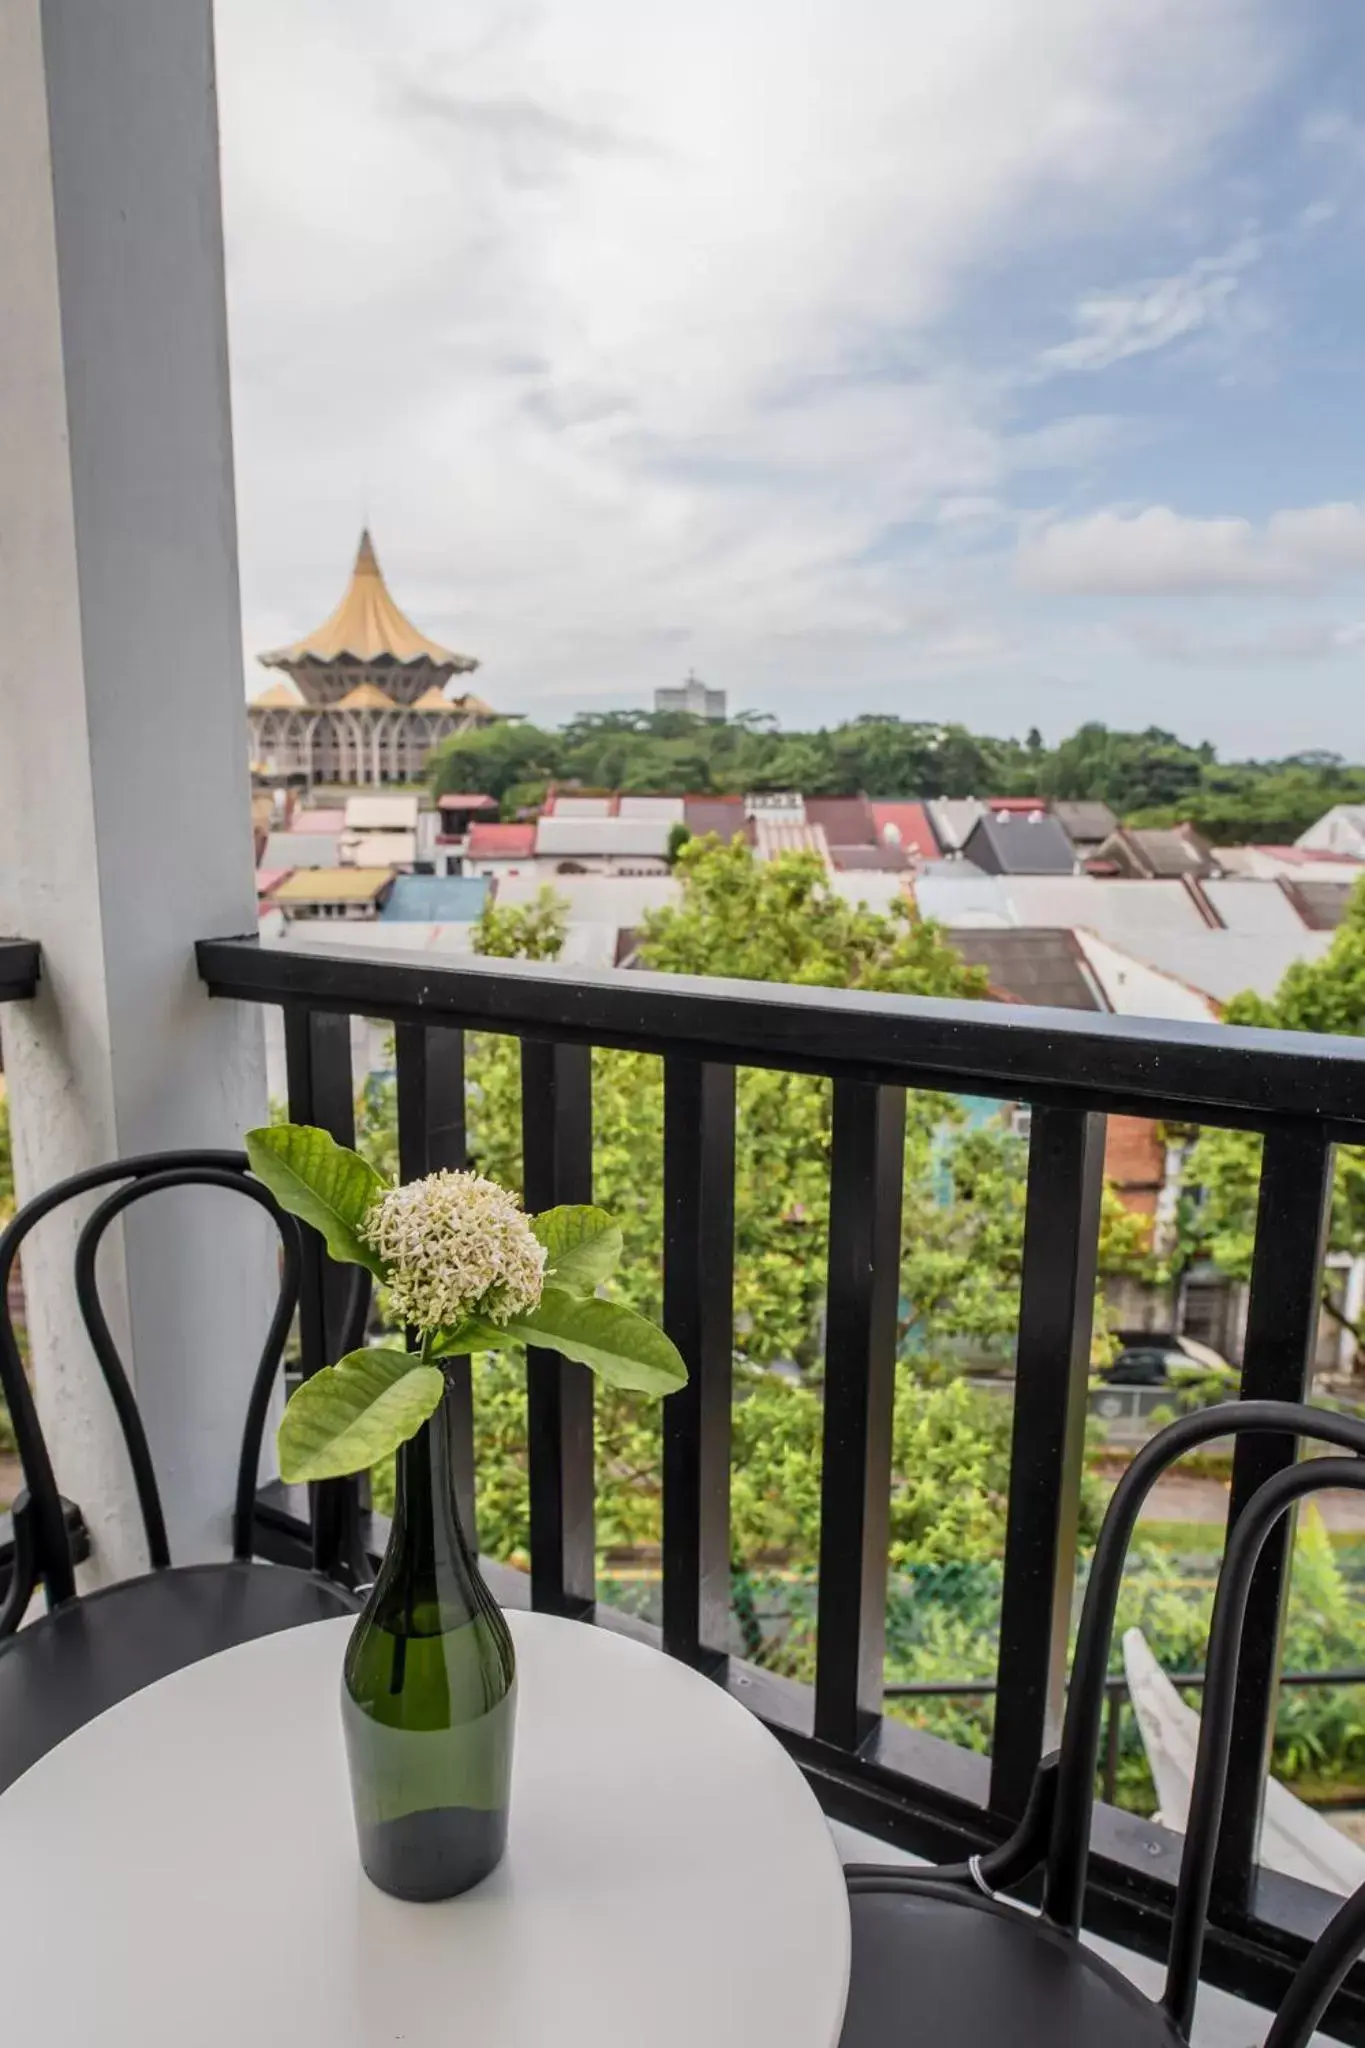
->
869;801;938;861
1251;844;1363;866
436;793;498;811
469;823;535;856
986;795;1049;815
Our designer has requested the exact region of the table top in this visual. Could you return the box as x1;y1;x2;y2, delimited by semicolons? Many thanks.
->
0;1607;850;2047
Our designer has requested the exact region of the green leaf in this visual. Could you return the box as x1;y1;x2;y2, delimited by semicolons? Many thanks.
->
504;1286;688;1395
532;1205;624;1295
246;1124;388;1277
277;1349;444;1483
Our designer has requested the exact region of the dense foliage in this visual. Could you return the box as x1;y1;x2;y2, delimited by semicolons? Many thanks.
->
1180;878;1365;1346
432;710;1365;844
351;835;1365;1812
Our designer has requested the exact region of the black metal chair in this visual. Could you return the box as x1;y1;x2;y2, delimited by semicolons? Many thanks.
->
0;1149;363;1794
841;1402;1365;2048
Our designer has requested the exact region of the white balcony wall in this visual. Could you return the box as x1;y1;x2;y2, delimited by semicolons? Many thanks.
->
0;0;273;1575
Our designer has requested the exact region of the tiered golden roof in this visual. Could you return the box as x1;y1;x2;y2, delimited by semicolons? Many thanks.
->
249;679;306;709
335;681;399;711
259;531;479;671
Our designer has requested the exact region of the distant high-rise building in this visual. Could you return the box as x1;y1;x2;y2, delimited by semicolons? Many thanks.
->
247;531;498;786
655;671;726;721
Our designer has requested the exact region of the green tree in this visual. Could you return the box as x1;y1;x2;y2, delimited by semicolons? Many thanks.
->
638;836;990;995
429;721;560;802
1038;723;1210;813
472;886;568;962
1180;878;1365;1352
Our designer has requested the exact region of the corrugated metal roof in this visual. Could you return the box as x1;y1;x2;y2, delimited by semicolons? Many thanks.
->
1202;881;1305;936
536;816;674;858
493;874;681;925
263;831;342;869
343;831;417;868
1103;826;1215;879
1003;877;1210;944
1283;880;1355;931
829;844;908;872
753;817;831;864
829;871;911;912
964;812;1076;876
265;867;393;906
1115;930;1335;1003
683;798;749;843
805;796;876;846
925;798;984;852
547;796;613;819
949;928;1107;1011
911;874;1014;927
1297;805;1365;854
345;795;420;830
617;795;686;822
380;875;491;922
1053;800;1119;845
1073;931;1217;1023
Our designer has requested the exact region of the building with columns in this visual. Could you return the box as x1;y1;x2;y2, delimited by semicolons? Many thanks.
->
248;531;498;787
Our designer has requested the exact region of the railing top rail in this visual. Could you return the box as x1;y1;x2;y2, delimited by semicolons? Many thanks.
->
198;934;1365;1135
0;941;40;1004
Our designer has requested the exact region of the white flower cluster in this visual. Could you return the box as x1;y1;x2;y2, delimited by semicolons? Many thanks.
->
361;1170;547;1333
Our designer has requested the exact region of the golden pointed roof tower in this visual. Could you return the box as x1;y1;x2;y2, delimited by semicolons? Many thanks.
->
258;530;479;709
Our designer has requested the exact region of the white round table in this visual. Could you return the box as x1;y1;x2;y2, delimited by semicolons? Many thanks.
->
0;1609;850;2046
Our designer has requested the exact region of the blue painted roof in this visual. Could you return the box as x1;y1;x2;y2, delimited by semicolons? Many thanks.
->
379;874;491;922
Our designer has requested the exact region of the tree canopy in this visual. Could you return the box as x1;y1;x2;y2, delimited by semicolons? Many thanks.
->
431;711;1363;843
1180;878;1365;1347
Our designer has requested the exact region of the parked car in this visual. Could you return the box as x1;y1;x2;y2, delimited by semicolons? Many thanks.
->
1101;1334;1238;1391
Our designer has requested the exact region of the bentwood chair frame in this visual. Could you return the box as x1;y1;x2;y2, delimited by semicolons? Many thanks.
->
843;1402;1365;2048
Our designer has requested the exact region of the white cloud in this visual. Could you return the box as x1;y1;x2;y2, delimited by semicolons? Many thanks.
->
1038;232;1262;374
214;0;1277;722
1122;617;1365;666
1017;502;1365;595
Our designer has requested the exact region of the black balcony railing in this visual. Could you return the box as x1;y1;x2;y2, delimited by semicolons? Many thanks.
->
0;944;90;1590
0;942;39;1005
197;932;1365;2037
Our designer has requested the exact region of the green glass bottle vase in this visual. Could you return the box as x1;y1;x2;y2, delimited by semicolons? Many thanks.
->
341;1373;516;1902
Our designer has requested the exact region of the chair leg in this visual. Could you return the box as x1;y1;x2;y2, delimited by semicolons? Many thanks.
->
845;1753;1059;1899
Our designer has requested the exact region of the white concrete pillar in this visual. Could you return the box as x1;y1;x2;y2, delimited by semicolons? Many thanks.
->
0;0;273;1576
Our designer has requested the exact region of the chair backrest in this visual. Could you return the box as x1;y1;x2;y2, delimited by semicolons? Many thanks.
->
0;1150;306;1629
1040;1399;1365;2042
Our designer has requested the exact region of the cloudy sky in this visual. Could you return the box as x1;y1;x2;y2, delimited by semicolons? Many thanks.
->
215;0;1365;754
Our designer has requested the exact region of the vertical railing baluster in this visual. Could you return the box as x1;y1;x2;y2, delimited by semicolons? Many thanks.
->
520;1038;595;1615
283;1005;362;1580
814;1081;906;1750
662;1056;736;1668
1212;1122;1333;1915
990;1106;1106;1818
394;1021;475;1548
